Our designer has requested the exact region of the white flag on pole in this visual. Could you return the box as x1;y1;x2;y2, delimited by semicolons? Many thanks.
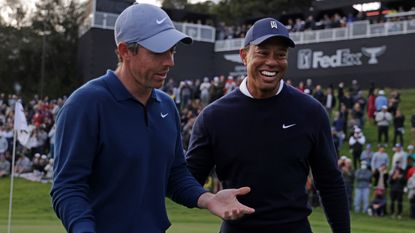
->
14;101;30;146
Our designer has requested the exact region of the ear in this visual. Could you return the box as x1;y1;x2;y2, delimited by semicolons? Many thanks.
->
117;43;131;61
240;47;248;66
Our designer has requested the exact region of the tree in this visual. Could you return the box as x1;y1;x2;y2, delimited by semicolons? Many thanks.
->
0;0;87;99
162;0;188;9
0;0;31;28
30;0;88;98
185;1;217;14
0;0;37;97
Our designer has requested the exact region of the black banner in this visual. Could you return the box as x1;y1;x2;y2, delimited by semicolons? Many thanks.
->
78;28;415;88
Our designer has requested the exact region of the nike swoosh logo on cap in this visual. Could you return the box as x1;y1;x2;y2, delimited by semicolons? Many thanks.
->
282;123;296;129
161;112;168;118
156;17;167;24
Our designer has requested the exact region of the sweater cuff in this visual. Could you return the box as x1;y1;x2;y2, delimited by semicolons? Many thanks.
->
193;188;209;208
71;220;95;233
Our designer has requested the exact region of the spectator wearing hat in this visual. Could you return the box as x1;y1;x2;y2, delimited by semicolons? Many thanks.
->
224;75;237;94
186;17;350;233
51;4;254;233
354;161;372;213
375;105;393;145
44;158;54;179
368;188;387;217
375;90;387;112
392;144;407;171
349;127;366;169
39;154;49;174
371;145;389;173
361;144;373;170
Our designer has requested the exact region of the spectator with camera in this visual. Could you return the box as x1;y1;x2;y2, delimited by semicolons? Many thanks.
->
388;160;406;219
349;127;366;169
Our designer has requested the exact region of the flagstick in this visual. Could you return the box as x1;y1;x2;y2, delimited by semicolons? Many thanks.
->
7;129;17;233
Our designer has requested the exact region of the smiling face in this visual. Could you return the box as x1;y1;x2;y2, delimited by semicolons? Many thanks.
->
240;37;289;99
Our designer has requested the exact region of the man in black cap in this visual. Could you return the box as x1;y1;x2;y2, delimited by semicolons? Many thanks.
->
186;17;350;233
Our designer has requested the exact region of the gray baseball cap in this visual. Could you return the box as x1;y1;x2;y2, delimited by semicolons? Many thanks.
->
114;3;192;53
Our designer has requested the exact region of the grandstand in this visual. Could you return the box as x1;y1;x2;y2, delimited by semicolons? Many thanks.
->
77;0;415;88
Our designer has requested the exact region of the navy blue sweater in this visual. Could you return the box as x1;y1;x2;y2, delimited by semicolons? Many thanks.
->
186;84;350;233
51;70;206;233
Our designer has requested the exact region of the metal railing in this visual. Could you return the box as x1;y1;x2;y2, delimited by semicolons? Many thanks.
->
80;11;216;43
80;11;415;51
214;19;415;52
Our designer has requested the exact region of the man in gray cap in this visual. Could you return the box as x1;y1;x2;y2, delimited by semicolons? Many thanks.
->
51;4;254;233
186;17;350;233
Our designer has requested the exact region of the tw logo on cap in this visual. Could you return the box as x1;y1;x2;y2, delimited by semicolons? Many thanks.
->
270;21;278;29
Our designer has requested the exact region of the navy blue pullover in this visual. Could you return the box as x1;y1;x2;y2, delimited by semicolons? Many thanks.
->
51;70;206;233
186;84;350;233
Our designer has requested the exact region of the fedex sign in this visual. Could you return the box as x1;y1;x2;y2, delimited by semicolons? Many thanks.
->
297;46;386;69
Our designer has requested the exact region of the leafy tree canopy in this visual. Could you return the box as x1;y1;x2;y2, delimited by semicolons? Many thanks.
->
0;0;87;100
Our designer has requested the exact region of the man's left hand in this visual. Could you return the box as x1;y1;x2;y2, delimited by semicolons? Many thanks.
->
198;187;255;220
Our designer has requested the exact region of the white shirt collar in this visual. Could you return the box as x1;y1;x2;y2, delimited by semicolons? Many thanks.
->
239;77;284;98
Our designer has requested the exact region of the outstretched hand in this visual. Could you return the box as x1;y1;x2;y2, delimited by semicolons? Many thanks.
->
198;187;255;220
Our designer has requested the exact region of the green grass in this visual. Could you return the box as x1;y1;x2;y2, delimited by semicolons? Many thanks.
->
1;89;415;233
166;198;415;233
1;178;415;233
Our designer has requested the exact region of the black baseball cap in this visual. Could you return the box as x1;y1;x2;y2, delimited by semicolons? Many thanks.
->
244;18;295;48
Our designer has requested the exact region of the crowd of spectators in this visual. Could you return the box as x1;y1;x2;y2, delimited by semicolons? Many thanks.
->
214;6;415;40
0;93;64;182
161;74;415;219
1;72;415;218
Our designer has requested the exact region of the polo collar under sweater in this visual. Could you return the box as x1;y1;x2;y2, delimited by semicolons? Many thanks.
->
239;76;284;98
